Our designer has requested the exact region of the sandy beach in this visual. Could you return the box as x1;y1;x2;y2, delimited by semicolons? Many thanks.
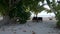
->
0;17;60;34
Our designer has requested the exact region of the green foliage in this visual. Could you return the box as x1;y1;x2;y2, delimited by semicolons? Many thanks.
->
0;0;9;15
53;5;60;11
0;0;31;24
8;2;31;24
56;11;60;20
56;20;60;27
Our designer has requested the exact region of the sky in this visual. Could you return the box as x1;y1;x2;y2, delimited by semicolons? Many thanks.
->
31;11;55;17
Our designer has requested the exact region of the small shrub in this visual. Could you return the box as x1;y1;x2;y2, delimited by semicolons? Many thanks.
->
19;20;27;24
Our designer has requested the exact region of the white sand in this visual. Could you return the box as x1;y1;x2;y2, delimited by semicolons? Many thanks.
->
0;19;60;34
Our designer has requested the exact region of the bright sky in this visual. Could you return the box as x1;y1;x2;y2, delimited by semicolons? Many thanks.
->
31;11;55;17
